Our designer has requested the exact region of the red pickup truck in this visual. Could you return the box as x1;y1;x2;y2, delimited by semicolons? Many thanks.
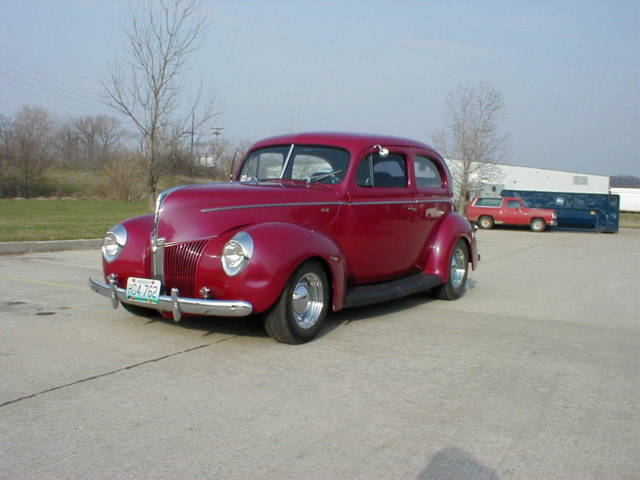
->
466;196;557;232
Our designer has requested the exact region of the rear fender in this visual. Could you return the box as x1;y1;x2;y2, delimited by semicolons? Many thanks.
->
423;213;477;282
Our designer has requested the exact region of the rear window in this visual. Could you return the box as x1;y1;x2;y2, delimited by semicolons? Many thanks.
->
475;198;502;207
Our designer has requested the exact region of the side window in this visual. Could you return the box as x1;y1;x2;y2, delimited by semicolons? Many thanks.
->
356;153;407;188
506;200;521;208
414;156;442;189
239;146;289;180
475;198;502;207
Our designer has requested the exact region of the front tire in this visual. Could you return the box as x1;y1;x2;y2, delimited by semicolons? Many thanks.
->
263;260;329;344
433;240;469;301
478;216;494;229
530;218;546;232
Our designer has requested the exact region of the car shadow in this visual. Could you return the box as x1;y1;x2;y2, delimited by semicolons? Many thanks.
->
416;447;499;480
137;284;475;342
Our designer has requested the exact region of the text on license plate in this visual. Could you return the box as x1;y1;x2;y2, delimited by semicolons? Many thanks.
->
126;277;161;304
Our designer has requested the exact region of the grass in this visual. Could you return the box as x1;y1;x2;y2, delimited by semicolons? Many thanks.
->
1;198;638;242
620;212;640;228
0;199;149;242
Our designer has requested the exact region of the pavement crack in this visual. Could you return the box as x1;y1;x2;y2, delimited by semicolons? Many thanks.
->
0;334;244;408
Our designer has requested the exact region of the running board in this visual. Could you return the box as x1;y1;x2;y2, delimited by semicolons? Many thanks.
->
344;273;442;308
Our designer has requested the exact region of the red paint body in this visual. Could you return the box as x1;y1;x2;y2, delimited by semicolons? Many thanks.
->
466;196;557;228
103;132;478;314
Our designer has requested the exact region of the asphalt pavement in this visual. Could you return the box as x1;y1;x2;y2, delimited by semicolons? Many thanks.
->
1;228;638;479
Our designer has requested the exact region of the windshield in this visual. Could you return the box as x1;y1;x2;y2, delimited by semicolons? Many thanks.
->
239;145;349;184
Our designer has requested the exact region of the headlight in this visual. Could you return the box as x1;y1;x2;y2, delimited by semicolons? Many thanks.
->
102;223;127;262
221;231;254;276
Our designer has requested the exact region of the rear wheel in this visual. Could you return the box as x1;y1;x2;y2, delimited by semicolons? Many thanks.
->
263;260;329;344
433;240;469;301
478;216;494;229
530;218;546;232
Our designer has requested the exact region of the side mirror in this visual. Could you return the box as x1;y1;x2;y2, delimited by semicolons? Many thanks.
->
373;144;389;158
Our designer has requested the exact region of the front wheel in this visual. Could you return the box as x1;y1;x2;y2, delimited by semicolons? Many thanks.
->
263;260;329;344
433;240;469;301
530;218;546;232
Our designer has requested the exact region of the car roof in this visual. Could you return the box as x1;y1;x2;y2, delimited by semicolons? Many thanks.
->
249;131;437;154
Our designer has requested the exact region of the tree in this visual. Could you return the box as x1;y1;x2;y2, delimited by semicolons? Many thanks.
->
11;106;55;197
103;0;218;205
610;175;640;188
432;82;509;212
0;114;13;197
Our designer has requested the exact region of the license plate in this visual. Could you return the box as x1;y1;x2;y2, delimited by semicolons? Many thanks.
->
126;277;161;304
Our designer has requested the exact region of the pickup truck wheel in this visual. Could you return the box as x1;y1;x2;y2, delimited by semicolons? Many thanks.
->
434;240;469;301
121;302;158;317
263;260;329;344
478;216;494;229
530;218;546;232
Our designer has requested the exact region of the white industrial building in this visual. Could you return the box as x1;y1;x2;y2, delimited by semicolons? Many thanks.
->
445;160;610;197
609;188;640;212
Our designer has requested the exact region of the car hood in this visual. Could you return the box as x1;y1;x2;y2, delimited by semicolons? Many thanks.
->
157;181;342;244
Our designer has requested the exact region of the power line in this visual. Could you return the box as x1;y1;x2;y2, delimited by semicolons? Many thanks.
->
0;60;100;105
0;55;101;99
0;70;103;110
0;77;103;114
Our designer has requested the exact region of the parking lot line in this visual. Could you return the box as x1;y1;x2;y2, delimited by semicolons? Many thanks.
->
0;274;88;291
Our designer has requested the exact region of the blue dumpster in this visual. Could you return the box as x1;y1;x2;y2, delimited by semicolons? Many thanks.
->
501;190;619;233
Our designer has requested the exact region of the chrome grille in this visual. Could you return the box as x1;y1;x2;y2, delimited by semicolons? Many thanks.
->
163;240;208;298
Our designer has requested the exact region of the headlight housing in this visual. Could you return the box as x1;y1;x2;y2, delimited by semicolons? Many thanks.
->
222;231;254;276
102;223;127;263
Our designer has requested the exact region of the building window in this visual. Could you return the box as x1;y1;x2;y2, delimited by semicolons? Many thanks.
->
573;176;588;185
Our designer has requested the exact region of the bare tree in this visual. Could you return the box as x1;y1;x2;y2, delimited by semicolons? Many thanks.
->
432;82;509;212
75;115;127;166
0;114;13;197
11;106;55;197
103;0;218;205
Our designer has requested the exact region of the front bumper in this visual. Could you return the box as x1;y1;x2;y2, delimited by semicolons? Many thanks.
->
89;277;253;322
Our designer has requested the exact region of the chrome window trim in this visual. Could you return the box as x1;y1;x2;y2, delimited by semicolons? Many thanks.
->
279;144;295;179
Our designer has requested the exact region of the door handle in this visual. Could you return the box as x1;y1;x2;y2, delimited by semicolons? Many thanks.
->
404;206;418;212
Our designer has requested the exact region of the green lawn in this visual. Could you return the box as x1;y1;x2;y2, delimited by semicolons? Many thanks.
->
0;199;150;242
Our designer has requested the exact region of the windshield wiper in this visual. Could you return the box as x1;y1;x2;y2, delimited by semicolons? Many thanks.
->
306;170;342;183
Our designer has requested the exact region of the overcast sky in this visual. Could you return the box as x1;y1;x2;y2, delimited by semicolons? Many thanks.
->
0;0;638;176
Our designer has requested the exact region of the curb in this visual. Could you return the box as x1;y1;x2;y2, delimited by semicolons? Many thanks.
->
0;239;102;255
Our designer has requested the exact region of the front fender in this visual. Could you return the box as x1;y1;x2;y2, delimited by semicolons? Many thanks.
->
423;212;478;282
103;214;154;286
196;222;346;314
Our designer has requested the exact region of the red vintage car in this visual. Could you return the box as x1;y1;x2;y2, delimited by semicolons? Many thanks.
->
466;196;557;232
90;132;478;343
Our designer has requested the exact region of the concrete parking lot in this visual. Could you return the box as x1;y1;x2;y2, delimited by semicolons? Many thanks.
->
1;228;639;479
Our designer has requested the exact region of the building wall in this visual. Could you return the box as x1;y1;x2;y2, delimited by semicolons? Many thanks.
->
609;188;640;212
444;159;610;197
498;164;610;194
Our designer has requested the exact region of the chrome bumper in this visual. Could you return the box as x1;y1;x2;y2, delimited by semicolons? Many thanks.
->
89;277;253;322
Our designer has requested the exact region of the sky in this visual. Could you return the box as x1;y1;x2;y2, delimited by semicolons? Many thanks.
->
0;0;638;176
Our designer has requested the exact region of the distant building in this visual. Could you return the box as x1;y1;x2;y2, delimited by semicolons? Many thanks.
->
445;160;610;197
197;154;216;167
609;187;640;212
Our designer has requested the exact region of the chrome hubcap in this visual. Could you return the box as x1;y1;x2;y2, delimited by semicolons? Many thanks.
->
450;248;467;288
291;272;324;329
